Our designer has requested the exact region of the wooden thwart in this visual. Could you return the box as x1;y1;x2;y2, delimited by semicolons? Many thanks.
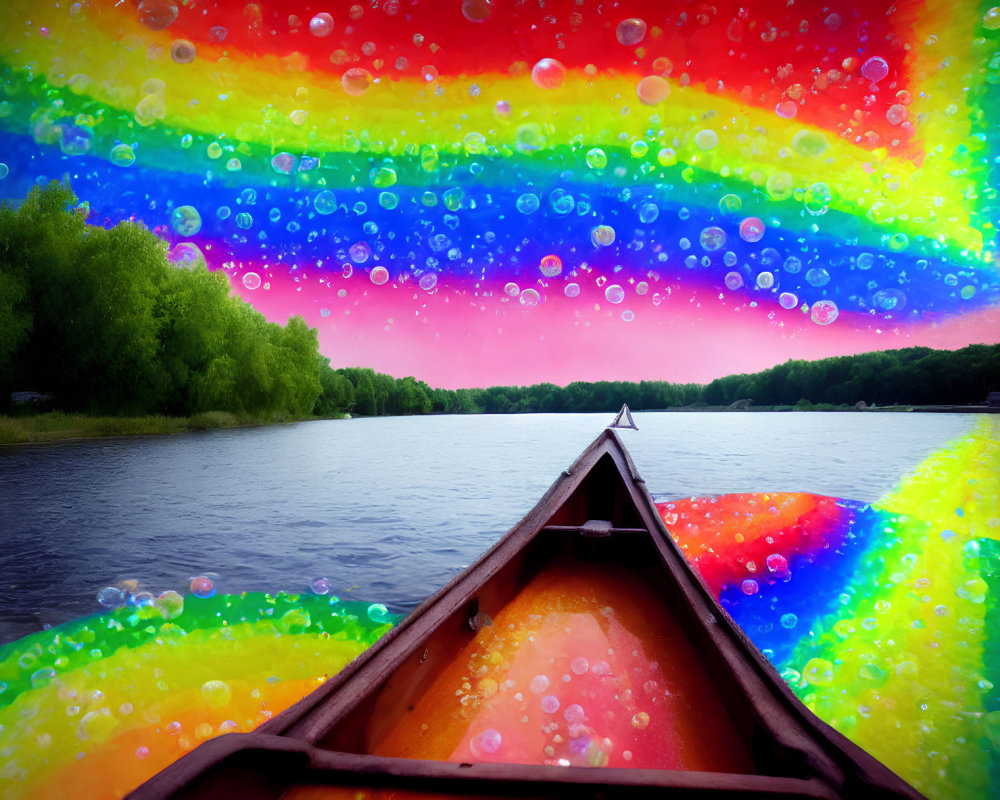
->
129;430;923;800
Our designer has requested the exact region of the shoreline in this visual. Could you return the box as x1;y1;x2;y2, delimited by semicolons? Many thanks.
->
2;405;996;446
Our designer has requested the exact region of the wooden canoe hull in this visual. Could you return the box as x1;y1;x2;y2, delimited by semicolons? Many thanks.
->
129;430;923;800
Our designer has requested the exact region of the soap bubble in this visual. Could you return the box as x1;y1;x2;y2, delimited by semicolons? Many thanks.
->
718;194;742;215
766;553;789;575
235;212;253;230
639;202;659;223
462;0;494;23
137;0;178;31
631;711;650;729
349;242;372;263
694;129;719;150
504;282;520;298
541;695;560;713
780;613;798;629
570;657;589;675
156;590;184;618
189;576;215;598
779;292;799;309
724;272;743;290
636;76;670;105
739;217;765;242
342;68;373;95
810;299;839;325
616;18;647;45
370;166;397;188
586;148;607;169
564;283;581;298
59;125;93;156
805;268;830;287
170;39;196;64
741;579;759;595
591;225;616;246
170;205;202;236
861;56;889;83
200;680;232;708
209;25;228;41
310;578;332;595
699;226;727;251
605;285;625;304
367;603;391;623
540;255;563;277
530;674;550;693
370;266;389;285
97;586;127;608
803;658;835;686
470;728;502;756
314;191;338;215
109;143;136;168
169;242;204;269
516;193;540;214
310;13;334;37
531;58;566;90
775;100;797;119
419;273;438;291
803;182;832;215
783;256;803;274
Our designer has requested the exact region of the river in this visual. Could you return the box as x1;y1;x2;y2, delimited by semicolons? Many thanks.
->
0;412;977;644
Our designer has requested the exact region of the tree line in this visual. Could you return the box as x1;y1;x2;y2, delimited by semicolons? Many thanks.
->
2;181;997;420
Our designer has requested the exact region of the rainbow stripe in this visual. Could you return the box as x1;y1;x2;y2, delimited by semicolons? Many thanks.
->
1;1;998;386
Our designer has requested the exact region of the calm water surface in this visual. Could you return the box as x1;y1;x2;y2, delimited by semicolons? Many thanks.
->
0;412;976;644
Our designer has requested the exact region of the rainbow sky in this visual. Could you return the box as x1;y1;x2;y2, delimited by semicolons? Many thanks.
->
1;0;999;388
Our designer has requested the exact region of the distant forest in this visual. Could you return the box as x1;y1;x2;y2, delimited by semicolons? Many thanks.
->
2;181;998;420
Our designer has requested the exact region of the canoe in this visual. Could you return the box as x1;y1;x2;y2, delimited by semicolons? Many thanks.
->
128;429;923;799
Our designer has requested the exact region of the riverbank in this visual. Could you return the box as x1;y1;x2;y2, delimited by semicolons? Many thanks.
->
0;410;348;445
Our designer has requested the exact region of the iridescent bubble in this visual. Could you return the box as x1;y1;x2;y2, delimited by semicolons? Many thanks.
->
97;586;127;608
242;272;261;290
200;680;232;708
636;75;670;105
739;217;765;242
240;187;258;205
370;266;390;285
564;703;585;724
861;56;889;83
309;12;334;37
540;255;563;277
209;25;228;42
780;613;798;629
137;0;178;31
504;282;520;298
529;674;550;693
741;579;759;595
621;309;635;322
779;292;799;310
541;695;560;714
109;143;135;167
170;39;196;64
699;226;727;251
605;284;626;304
419;273;438;291
170;205;202;236
470;728;502;756
519;288;540;307
564;283;581;298
631;711;650;730
189;575;215;598
630;140;649;158
314;191;337;215
766;553;789;575
349;242;372;263
169;242;204;269
805;267;830;287
591;225;616;246
342;68;373;96
694;129;719;150
0;163;8;180
616;17;647;45
783;256;802;274
370;166;397;188
531;58;566;90
235;212;253;230
775;100;797;119
586;148;607;169
639;202;659;223
549;188;575;215
462;0;494;23
724;272;744;290
803;182;832;215
718;194;742;215
961;285;977;300
810;299;839;325
367;603;391;623
803;658;835;687
156;590;184;618
516;193;540;214
886;104;908;126
310;577;332;595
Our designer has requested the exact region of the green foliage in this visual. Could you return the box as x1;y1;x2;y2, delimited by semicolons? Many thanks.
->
0;181;328;418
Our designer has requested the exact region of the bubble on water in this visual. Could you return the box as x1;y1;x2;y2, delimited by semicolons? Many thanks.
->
631;711;650;730
342;68;373;96
367;603;391;623
462;0;495;23
739;217;765;243
636;75;669;105
137;0;178;31
314;191;337;215
694;129;719;150
310;12;334;37
189;576;216;598
586;148;607;169
520;288;540;307
170;205;202;236
516;193;540;214
170;39;196;64
419;273;438;291
370;266;390;286
861;56;889;83
564;283;581;298
605;285;625;304
779;292;799;310
699;226;726;251
110;143;136;168
591;225;616;246
541;695;560;714
531;58;566;90
470;728;502;756
617;18;647;46
311;578;332;595
718;194;742;215
200;680;232;708
97;586;127;608
741;579;759;595
810;299;839;325
724;272;744;291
